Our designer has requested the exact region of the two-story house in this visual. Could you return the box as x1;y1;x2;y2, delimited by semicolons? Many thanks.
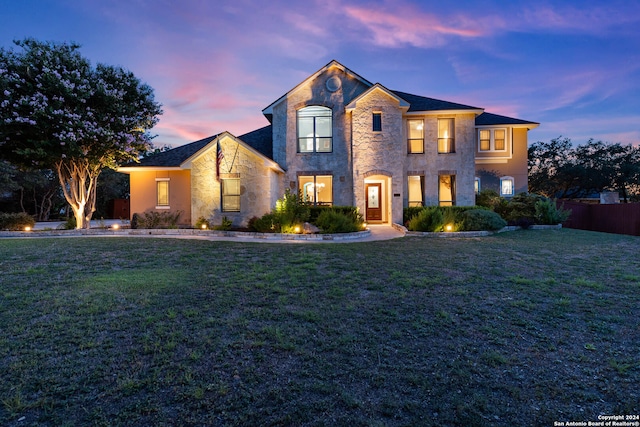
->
118;60;539;226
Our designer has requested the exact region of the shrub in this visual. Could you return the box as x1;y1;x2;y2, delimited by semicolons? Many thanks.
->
407;206;444;232
501;193;543;227
535;199;571;225
314;209;363;233
0;212;35;231
213;216;233;231
195;216;211;229
249;213;279;233
133;210;183;229
475;189;503;210
460;209;507;231
309;205;361;224
403;206;425;225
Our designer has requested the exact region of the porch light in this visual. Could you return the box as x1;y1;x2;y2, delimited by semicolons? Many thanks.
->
445;224;453;232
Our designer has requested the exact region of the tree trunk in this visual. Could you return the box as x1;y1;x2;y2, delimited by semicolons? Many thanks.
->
56;159;101;229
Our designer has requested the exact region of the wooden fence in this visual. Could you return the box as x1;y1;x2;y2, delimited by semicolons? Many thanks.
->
559;200;640;236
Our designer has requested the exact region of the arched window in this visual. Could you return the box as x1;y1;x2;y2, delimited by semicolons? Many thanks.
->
297;106;332;153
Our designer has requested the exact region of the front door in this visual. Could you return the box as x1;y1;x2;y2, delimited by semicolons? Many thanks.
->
366;183;382;222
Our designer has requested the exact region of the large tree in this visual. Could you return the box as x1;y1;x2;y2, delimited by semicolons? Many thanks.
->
528;138;640;201
0;39;162;228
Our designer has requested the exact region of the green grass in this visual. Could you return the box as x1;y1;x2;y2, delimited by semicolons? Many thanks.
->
0;229;639;426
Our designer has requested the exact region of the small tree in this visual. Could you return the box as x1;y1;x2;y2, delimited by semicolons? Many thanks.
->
0;39;162;228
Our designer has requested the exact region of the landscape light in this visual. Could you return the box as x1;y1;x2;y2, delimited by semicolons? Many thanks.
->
445;224;453;232
112;223;120;230
201;224;207;229
294;225;301;234
24;226;31;232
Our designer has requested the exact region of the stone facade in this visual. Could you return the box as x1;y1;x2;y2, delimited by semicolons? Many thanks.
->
122;60;537;227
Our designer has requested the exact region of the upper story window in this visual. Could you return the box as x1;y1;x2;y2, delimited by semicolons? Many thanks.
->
372;112;382;132
438;118;455;153
478;128;507;152
408;119;424;153
297;106;332;153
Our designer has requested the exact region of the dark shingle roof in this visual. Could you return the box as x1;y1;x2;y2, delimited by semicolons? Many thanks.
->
391;90;482;112
238;125;273;159
135;134;219;167
475;112;539;126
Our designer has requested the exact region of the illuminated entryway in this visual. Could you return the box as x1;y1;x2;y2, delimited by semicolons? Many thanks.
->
363;173;391;223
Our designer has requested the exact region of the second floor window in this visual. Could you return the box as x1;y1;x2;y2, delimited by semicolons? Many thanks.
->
437;118;455;153
408;119;424;153
479;128;507;152
372;112;382;132
297;106;332;153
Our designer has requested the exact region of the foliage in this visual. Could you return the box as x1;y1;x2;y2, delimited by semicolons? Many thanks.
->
529;137;640;201
0;165;65;221
0;39;162;229
314;209;364;233
309;206;361;224
0;212;35;230
535;199;571;225
248;213;279;233
459;209;507;231
475;189;506;212
58;216;76;230
407;206;444;232
132;211;182;229
194;216;211;229
213;216;233;231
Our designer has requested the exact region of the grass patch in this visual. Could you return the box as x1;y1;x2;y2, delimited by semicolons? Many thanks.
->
0;229;638;425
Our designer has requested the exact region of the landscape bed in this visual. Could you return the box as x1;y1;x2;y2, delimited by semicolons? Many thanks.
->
0;229;638;426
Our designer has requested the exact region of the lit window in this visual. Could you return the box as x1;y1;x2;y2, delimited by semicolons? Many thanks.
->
297;106;332;153
222;178;240;212
478;128;507;152
408;119;424;154
156;179;169;208
474;177;481;194
373;112;382;132
438;118;455;153
299;175;333;206
500;176;514;197
408;175;424;207
439;175;456;206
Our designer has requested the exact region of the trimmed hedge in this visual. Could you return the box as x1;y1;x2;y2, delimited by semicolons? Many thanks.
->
0;212;36;231
314;209;363;233
459;209;506;231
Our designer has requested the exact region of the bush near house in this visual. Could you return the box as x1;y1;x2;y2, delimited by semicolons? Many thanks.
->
476;190;570;228
0;212;35;231
404;206;491;232
459;209;507;231
247;191;363;234
131;211;183;229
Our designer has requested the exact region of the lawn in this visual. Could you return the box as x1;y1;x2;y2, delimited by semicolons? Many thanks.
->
1;229;638;426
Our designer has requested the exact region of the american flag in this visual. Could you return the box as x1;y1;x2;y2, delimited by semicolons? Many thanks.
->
216;141;224;180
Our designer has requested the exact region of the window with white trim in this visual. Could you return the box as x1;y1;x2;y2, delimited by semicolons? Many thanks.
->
478;128;507;152
297;106;332;153
299;175;333;206
500;176;515;197
222;178;241;212
438;118;455;153
156;178;170;209
407;175;424;207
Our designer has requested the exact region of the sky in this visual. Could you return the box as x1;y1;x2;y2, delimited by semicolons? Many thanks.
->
1;0;639;148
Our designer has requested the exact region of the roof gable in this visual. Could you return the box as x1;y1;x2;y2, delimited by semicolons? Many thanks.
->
345;83;410;112
262;60;373;120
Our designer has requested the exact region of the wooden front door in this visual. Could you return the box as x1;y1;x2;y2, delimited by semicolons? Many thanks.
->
366;183;382;221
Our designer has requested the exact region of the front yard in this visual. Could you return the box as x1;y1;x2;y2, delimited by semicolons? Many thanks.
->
0;229;638;426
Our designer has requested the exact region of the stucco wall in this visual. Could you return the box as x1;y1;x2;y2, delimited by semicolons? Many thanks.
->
190;136;280;227
129;169;192;225
475;127;529;195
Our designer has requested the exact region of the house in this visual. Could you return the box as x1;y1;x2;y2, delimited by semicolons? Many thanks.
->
118;60;539;227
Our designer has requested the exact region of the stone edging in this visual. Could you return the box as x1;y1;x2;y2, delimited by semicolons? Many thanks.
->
0;228;371;241
405;224;562;238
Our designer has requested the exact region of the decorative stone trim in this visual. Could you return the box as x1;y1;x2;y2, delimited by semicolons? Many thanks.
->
407;170;425;176
438;170;457;175
363;170;392;178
